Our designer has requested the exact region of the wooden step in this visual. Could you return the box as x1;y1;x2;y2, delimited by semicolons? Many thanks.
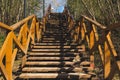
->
41;38;58;40
27;57;74;61
43;34;67;36
19;73;91;79
33;45;85;49
25;61;90;67
45;31;67;34
41;40;67;43
31;48;84;52
42;36;66;38
25;61;74;66
22;67;93;72
34;43;79;46
28;52;81;56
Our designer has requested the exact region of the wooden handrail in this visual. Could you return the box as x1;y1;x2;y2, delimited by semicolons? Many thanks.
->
11;14;35;30
79;17;120;80
81;15;106;29
0;15;43;80
0;22;13;31
0;4;51;79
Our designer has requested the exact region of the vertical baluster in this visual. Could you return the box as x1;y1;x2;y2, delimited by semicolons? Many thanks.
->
36;22;40;42
22;23;28;48
81;18;85;41
6;32;13;80
104;41;111;79
89;24;95;68
30;17;36;44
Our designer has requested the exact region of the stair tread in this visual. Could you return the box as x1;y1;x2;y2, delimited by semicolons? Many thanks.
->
34;43;79;45
25;61;74;66
19;73;92;79
33;45;85;49
25;61;90;66
31;48;84;52
28;52;82;56
27;57;74;60
22;67;93;72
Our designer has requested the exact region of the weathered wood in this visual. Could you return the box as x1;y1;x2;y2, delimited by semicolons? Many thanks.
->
0;22;13;31
11;15;35;30
27;57;74;61
81;15;106;29
20;73;91;79
28;52;82;56
22;67;93;72
0;14;39;80
25;61;74;66
31;48;84;52
0;63;8;80
104;41;111;79
33;45;85;49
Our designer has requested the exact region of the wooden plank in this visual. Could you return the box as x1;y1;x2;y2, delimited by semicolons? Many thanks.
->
34;43;79;45
12;48;18;68
28;52;81;56
98;45;104;64
104;41;111;79
31;48;84;52
11;15;35;30
36;22;40;42
33;45;84;49
41;41;66;42
92;24;98;41
81;24;85;41
13;32;26;54
6;32;13;80
82;15;106;29
106;34;118;57
25;61;74;66
27;57;74;61
22;67;93;72
90;29;94;49
19;73;91;79
82;23;89;45
0;63;8;80
0;22;13;31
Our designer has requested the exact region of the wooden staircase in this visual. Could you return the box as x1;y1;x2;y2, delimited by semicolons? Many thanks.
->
19;13;96;80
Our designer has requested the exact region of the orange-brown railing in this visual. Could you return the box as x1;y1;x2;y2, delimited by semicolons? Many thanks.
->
64;7;120;80
0;15;44;80
80;16;120;80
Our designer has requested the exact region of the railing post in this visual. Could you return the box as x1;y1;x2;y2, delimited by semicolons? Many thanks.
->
104;41;111;79
89;24;95;69
81;18;85;41
30;17;36;44
22;23;28;48
36;22;40;42
6;33;13;80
